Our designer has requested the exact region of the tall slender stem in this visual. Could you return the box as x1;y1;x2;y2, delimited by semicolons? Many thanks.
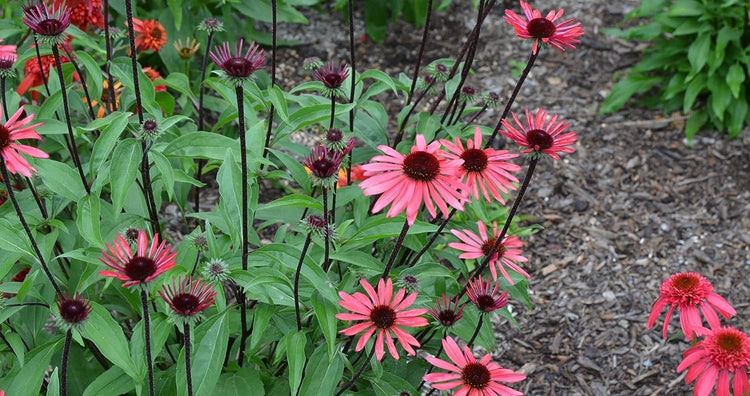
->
294;234;313;331
140;139;160;234
59;44;96;120
382;219;410;279
486;50;538;147
189;250;202;276
467;313;484;347
194;31;215;213
346;0;356;184
407;0;433;105
61;329;72;396
140;288;155;396
51;45;90;195
103;0;116;114
407;208;457;268
0;77;7;118
183;323;193;396
464;103;488;126
392;79;435;148
334;348;376;396
0;160;63;298
262;0;278;161
329;95;336;129
322;187;331;272
236;85;249;367
32;34;74;157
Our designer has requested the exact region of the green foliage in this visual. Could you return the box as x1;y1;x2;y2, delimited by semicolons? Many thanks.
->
601;0;750;139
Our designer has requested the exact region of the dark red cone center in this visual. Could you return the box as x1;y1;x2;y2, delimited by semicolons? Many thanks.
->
150;28;162;39
480;238;505;258
311;158;336;178
326;128;343;142
673;274;700;291
39;19;65;35
462;362;491;389
370;305;396;329
526;129;554;150
437;310;459;326
307;215;327;229
322;73;345;89
0;125;10;149
460;148;488;172
223;57;254;78
716;333;743;353
476;295;496;312
172;293;200;314
125;256;157;282
403;151;440;181
0;58;13;70
59;298;90;323
527;18;556;39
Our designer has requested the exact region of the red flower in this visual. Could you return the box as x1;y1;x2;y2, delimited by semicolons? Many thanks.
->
677;327;750;396
467;276;508;313
648;272;735;340
52;0;103;32
501;108;577;160
56;293;92;329
17;43;75;101
449;221;529;285
99;230;177;287
314;61;349;90
23;2;71;43
0;39;16;59
359;135;467;225
158;276;216;322
336;278;428;361
423;336;526;395
142;67;166;92
504;1;584;54
131;18;167;53
427;294;465;327
0;106;48;178
210;39;265;85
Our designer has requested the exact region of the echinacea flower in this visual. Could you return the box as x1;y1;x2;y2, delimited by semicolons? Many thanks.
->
53;0;103;32
677;327;750;396
0;54;16;79
142;67;166;92
131;18;167;53
314;61;349;97
359;135;466;226
56;293;92;331
202;258;229;283
99;230;177;287
336;278;428;361
428;294;465;327
0;39;16;59
303;56;323;71
23;2;71;44
459;85;476;104
449;220;529;284
197;17;224;33
303;214;329;239
174;38;200;60
158;276;217;325
504;1;584;54
423;336;526;395
140;119;160;140
484;91;501;108
440;126;521;205
0;106;48;177
302;144;345;188
210;39;265;86
647;272;736;341
501;108;577;160
467;276;509;313
429;62;449;82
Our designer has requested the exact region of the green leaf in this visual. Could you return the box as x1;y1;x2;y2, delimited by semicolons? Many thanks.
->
217;148;243;246
359;69;400;95
0;219;33;257
687;33;710;72
257;194;322;214
81;302;140;380
727;98;748;138
167;0;183;29
685;109;708;141
299;346;345;395
364;0;388;42
164;132;239;160
268;148;311;194
75;50;104;102
88;112;130;174
46;368;60;396
76;194;103;248
215;369;265;395
683;74;706;113
110;138;142;216
269;85;289;122
286;331;307;395
177;312;229;396
150;150;175;200
34;159;87;201
709;76;732;121
311;292;338;359
725;63;745;99
599;76;660;114
667;0;704;16
155;72;196;102
82;367;135;396
6;339;63;396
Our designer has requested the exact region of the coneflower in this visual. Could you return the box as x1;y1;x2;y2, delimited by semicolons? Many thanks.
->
56;293;91;396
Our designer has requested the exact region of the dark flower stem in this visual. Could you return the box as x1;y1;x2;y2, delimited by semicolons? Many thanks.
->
329;95;336;129
6;302;50;308
407;0;433;105
294;234;312;331
407;208;457;268
391;79;435;148
346;0;356;184
183;322;193;396
467;313;484;347
0;78;7;117
382;219;410;279
189;250;202;277
51;45;90;195
193;30;215;213
321;187;331;272
61;329;72;396
0;160;63;299
334;348;376;396
262;0;278;163
419;330;447;393
464;103;488;126
103;0;116;114
486;50;539;147
58;44;96;120
140;288;155;396
458;157;538;300
235;85;250;367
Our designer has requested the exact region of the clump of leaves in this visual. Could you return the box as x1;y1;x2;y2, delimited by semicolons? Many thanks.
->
601;0;750;140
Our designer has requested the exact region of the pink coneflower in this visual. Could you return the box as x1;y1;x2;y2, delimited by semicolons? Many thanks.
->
423;336;526;395
302;144;345;188
647;272;736;341
336;278;428;361
56;293;92;331
359;134;466;225
0;39;16;59
501;108;577;160
450;220;529;285
504;0;584;54
428;294;465;327
0;106;48;178
210;39;265;85
158;276;216;324
677;327;750;396
314;61;349;91
440;126;521;204
23;2;72;44
467;276;509;313
99;230;177;287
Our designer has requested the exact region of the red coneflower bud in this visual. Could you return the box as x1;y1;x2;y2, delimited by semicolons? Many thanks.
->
197;17;224;33
467;276;508;313
303;56;323;71
428;294;465;327
56;293;92;330
302;145;345;187
314;61;349;97
210;39;265;86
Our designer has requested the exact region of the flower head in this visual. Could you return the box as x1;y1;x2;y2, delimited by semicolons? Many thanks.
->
123;227;140;244
484;91;501;107
210;39;265;86
428;294;465;327
303;56;323;71
429;62;450;83
174;38;200;60
449;221;529;284
423;336;526;395
359;135;467;225
302;144;345;188
201;258;229;283
53;0;103;32
460;85;477;104
501;108;577;160
419;74;438;94
303;214;330;239
314;61;349;97
23;2;71;44
440;127;521;205
0;38;17;65
467;276;508;313
324;128;349;152
0;106;48;178
504;1;584;54
158;276;217;325
188;232;209;252
56;293;92;331
0;54;16;79
99;230;177;287
140;119;161;140
648;272;736;341
131;18;167;53
398;274;419;293
677;326;750;396
197;17;224;33
336;278;428;361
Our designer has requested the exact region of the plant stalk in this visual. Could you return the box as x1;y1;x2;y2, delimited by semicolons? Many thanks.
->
322;186;331;272
194;30;215;213
407;0;433;105
103;0;116;114
486;50;538;147
140;288;155;396
59;44;96;120
334;348;376;396
467;313;484;347
261;0;278;164
184;322;193;396
235;85;250;367
346;0;356;184
382;219;410;279
294;234;312;331
407;208;457;268
61;329;72;396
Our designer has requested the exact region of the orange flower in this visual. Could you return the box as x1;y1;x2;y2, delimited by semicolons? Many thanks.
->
84;80;122;118
143;67;166;92
53;0;103;32
17;43;74;101
131;18;166;53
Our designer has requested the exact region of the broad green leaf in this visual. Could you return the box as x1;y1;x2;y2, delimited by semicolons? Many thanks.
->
82;367;135;396
164;132;239;160
6;339;63;396
215;369;265;395
687;33;710;72
359;69;400;95
167;0;183;29
150;150;175;200
76;194;103;248
311;292;339;359
155;72;196;101
667;0;704;16
75;50;104;102
269;85;289;122
599;76;660;114
725;63;745;98
217;148;243;246
177;312;229;396
286;331;307;395
109;138;141;216
34;159;87;201
683;74;706;113
81;302;140;380
0;219;33;257
88;112;130;173
268;148;311;193
685;109;708;141
299;346;345;395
